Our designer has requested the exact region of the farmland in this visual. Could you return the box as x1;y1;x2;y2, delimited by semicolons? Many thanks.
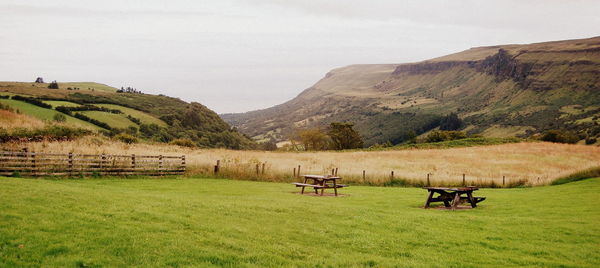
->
3;138;599;186
1;177;599;267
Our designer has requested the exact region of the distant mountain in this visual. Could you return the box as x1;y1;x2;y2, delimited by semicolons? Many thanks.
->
222;36;600;146
0;82;254;149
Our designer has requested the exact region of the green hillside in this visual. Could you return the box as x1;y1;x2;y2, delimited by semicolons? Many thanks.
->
0;82;254;149
0;99;100;130
222;36;600;146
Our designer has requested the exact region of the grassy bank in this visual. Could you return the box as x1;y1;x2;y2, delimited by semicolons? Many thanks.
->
1;177;599;267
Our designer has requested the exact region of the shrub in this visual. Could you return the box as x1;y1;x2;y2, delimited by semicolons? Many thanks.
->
540;130;579;144
585;137;597;145
114;133;138;144
170;138;196;147
425;130;467;143
439;113;464;131
48;80;59;89
73;113;112;130
10;95;52;109
53;113;67;122
56;105;122;114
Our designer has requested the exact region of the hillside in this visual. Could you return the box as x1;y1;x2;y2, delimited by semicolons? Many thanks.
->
0;82;253;149
222;36;600;146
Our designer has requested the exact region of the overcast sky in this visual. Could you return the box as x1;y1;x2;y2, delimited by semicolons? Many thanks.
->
1;0;599;113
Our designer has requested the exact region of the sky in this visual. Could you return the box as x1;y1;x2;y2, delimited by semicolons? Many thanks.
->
1;0;599;114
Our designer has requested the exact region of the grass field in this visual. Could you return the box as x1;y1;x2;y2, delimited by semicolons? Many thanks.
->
96;104;167;126
43;100;81;108
7;138;600;187
0;177;598;267
79;111;137;129
0;99;100;130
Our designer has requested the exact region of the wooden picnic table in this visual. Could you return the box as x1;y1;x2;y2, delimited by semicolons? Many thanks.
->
292;175;347;196
423;186;486;210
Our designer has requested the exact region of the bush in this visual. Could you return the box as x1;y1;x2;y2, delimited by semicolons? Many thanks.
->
439;113;464;131
73;113;112;130
425;130;467;143
53;113;67;122
56;105;122;115
114;133;138;144
540;130;579;144
170;138;196;147
10;95;52;109
48;80;59;89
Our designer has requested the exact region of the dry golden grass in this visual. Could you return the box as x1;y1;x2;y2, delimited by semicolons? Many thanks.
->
0;110;46;129
3;137;599;187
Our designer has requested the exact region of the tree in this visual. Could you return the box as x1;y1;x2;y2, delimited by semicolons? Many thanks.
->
48;80;59;89
295;128;330;151
439;113;464;131
540;130;579;144
327;122;364;150
260;139;278;151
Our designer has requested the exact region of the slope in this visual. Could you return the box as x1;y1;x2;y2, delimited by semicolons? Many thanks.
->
222;36;600;146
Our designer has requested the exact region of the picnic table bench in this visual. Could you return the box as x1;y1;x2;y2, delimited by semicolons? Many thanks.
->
292;175;347;196
423;186;485;210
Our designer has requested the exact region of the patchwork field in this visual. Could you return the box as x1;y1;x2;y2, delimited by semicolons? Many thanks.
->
0;177;598;267
0;99;100;130
6;138;600;186
96;104;167;127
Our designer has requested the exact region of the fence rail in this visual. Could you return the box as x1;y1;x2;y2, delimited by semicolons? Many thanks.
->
0;151;185;176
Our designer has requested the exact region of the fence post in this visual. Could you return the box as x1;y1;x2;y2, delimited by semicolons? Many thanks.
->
335;168;338;176
31;151;36;176
256;163;260;175
214;160;220;174
293;167;296;177
131;154;136;169
391;171;394;180
332;169;335;176
297;165;301;177
100;153;105;171
362;170;366;180
427;173;431;186
462;174;466;186
158;155;163;176
181;155;186;173
503;175;505;186
261;163;265;175
68;152;73;176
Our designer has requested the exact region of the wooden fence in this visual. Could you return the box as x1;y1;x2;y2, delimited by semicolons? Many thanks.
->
0;151;185;176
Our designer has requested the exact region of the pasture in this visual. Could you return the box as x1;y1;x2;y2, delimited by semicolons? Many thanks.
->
6;138;600;186
1;177;599;267
0;99;100;130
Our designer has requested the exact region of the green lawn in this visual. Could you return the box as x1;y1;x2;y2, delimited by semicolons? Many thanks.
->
0;177;598;267
0;99;100;130
96;104;167;127
79;111;136;129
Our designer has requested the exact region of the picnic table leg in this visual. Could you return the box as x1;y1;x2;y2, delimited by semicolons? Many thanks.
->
467;191;477;208
333;179;338;196
313;179;319;194
451;192;461;210
301;177;308;194
424;190;434;208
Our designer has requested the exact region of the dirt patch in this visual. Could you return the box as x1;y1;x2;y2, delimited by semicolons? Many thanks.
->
291;192;348;197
